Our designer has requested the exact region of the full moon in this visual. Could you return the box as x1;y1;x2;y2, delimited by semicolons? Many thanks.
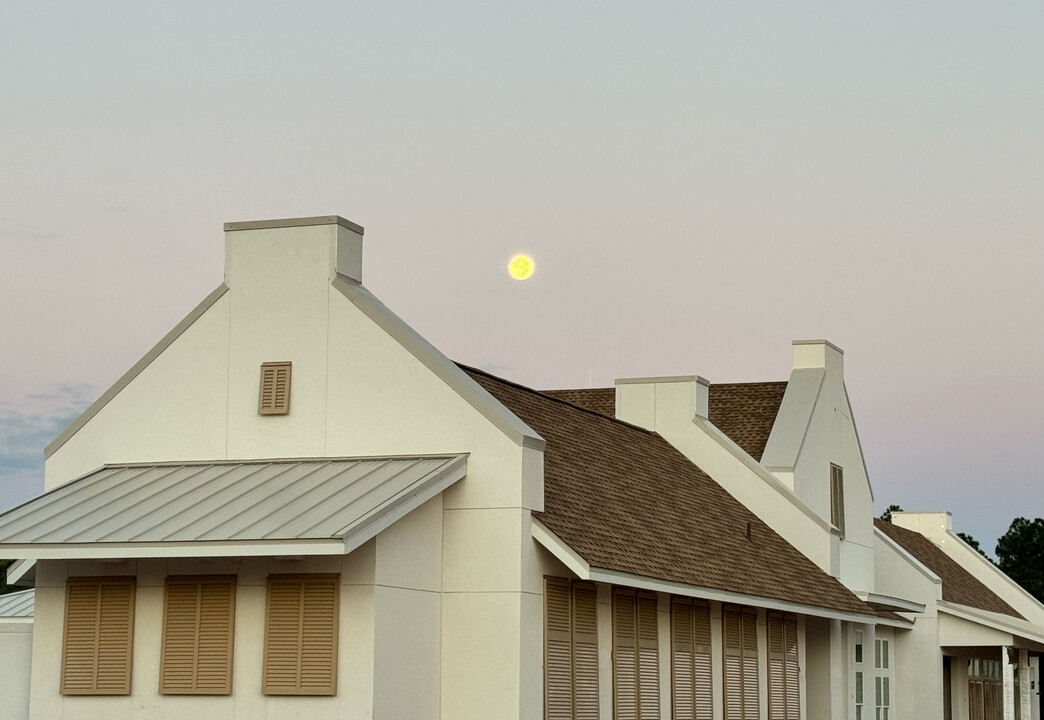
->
508;254;535;280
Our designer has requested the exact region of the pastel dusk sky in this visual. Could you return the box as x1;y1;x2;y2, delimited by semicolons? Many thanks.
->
1;2;1042;553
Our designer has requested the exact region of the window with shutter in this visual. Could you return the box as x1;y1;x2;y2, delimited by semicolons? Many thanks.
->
262;574;339;695
671;597;712;720
160;576;236;694
613;587;659;720
723;606;759;720
767;612;799;720
60;576;135;695
258;362;292;415
544;577;599;720
830;465;845;537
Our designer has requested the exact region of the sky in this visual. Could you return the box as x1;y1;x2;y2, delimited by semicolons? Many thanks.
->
1;2;1042;554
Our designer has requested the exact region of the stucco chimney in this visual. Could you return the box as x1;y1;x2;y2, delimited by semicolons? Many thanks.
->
792;339;844;375
223;215;365;286
614;375;710;430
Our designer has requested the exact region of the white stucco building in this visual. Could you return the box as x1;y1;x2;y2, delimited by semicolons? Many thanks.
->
0;215;1040;720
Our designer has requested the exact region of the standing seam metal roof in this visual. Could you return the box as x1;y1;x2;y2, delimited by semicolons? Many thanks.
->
0;455;467;546
0;589;34;618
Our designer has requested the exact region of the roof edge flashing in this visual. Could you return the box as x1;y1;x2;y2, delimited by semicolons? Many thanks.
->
224;215;364;235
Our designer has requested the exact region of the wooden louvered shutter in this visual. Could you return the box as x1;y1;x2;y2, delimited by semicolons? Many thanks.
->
545;578;574;720
160;576;236;694
636;592;660;720
783;615;799;718
672;598;712;720
61;577;135;695
258;362;292;415
723;606;758;720
767;613;785;720
263;575;339;695
614;589;638;720
572;582;599;720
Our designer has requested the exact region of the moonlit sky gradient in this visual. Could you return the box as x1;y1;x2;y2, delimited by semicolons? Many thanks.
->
1;2;1042;554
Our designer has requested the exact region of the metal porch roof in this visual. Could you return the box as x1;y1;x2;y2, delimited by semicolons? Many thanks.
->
0;455;467;555
0;589;34;618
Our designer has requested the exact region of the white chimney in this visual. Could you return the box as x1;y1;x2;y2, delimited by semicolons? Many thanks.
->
792;339;844;375
223;215;365;287
614;375;710;431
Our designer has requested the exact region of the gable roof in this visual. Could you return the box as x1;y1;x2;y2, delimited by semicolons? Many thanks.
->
543;381;788;461
0;455;466;559
874;519;1022;619
0;589;34;619
469;367;874;617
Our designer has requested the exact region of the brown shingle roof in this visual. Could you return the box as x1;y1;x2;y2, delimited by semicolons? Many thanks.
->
467;366;874;617
707;382;788;461
874;519;1023;619
543;381;787;461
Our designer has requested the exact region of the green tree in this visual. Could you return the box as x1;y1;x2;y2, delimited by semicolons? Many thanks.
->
956;532;993;563
880;504;903;522
995;517;1044;603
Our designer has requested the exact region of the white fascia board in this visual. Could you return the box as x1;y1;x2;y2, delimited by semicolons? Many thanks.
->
531;518;901;627
945;531;1044;615
858;591;927;614
340;454;468;554
45;283;230;459
5;559;35;585
0;539;346;560
842;382;874;503
937;601;1044;645
0;618;33;627
333;275;544;451
875;527;944;585
532;518;591;578
691;415;832;533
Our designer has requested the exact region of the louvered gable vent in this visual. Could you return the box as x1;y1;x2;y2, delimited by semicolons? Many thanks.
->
60;577;135;695
258;362;292;415
160;576;236;694
262;575;339;695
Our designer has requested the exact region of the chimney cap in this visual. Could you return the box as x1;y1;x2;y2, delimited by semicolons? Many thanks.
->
224;215;364;235
792;338;844;355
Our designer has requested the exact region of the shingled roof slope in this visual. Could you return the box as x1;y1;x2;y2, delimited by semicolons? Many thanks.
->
543;381;787;461
467;366;873;616
874;519;1022;619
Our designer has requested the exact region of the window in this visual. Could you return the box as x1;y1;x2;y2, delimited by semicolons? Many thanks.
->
723;606;758;720
855;630;863;664
671;597;712;720
874;638;891;720
874;638;889;670
855;630;865;720
258;361;292;415
613;587;659;719
544;577;599;720
160;576;236;694
262;574;339;695
830;465;845;537
767;612;799;720
60;577;136;695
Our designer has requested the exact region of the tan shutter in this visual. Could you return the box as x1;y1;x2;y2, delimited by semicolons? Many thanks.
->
723;606;758;720
672;599;695;720
572;581;599;720
636;592;659;720
783;615;799;719
692;603;712;720
263;574;339;695
830;465;845;536
60;577;135;695
160;576;236;694
258;362;292;415
767;613;785;720
614;588;638;720
545;577;574;720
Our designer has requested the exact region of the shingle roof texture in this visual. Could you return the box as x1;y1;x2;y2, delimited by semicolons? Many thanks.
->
543;381;788;461
469;367;873;616
874;519;1022;619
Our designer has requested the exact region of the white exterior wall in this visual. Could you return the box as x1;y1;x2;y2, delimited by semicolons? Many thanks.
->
0;620;32;720
39;220;544;720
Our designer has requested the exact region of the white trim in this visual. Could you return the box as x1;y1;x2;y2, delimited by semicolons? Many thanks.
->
615;375;709;386
1;539;346;559
691;415;833;533
761;368;826;473
938;601;1044;646
5;558;35;585
945;530;1044;616
874;527;944;584
858;591;926;614
0;618;33;626
333;275;545;451
530;518;906;627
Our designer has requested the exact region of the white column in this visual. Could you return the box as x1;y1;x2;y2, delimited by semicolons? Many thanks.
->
1020;649;1031;720
1004;646;1016;720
